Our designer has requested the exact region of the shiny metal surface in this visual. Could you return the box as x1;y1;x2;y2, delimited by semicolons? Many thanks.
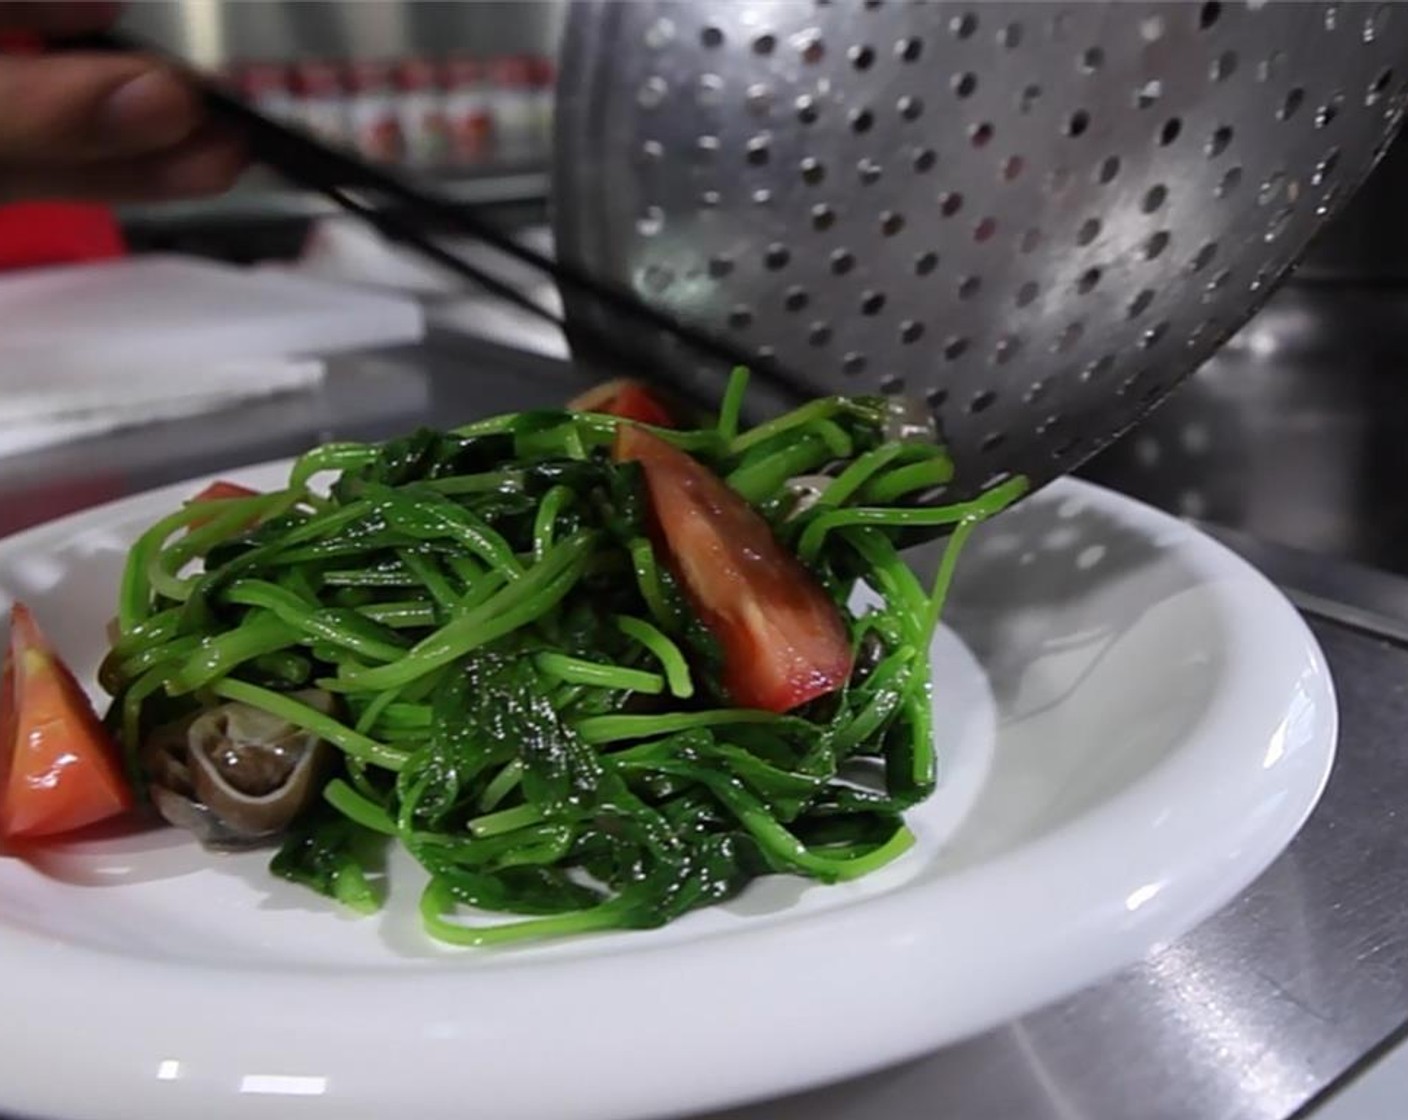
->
1;318;1407;1119
554;0;1408;497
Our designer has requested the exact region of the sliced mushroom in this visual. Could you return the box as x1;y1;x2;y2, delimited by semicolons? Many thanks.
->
882;395;939;444
783;474;836;520
144;690;335;850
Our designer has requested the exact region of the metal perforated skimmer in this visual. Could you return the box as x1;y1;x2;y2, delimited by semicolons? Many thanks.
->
553;1;1408;496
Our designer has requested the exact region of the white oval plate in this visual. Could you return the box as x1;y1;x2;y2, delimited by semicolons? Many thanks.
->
0;468;1335;1120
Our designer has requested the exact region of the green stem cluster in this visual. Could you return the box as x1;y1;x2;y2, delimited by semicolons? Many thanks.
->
103;370;1023;946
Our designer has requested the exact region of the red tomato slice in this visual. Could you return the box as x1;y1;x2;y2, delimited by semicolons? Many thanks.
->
568;379;675;427
1;604;133;840
615;426;852;712
188;480;261;530
191;480;260;503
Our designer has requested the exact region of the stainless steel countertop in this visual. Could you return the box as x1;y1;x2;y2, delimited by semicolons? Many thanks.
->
2;323;1406;1120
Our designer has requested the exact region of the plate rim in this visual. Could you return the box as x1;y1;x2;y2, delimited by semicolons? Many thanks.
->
0;466;1337;1120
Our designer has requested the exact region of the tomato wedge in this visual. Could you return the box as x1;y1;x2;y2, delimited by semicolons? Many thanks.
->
615;425;852;712
191;480;259;504
188;480;261;530
0;603;132;840
568;379;675;427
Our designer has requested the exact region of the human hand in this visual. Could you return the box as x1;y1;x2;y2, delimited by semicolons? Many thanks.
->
0;2;246;203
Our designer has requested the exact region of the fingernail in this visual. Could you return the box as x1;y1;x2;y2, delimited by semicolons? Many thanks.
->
98;70;192;147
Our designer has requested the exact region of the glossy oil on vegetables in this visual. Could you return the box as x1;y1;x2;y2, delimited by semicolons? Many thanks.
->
100;372;1023;946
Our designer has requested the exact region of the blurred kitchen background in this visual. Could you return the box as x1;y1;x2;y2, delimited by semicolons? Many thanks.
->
7;0;1408;586
117;0;563;240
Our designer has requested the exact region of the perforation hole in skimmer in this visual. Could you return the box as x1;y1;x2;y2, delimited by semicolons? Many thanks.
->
1054;322;1084;353
745;80;772;113
969;389;997;414
1317;93;1344;128
1280;87;1305;120
896;35;923;62
1313;147;1341;185
951;11;978;40
860;290;886;316
643;18;675;49
1084;354;1116;381
1367;67;1395;106
1128;289;1155;318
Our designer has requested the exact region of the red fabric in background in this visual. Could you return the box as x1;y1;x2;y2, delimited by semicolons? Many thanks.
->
0;30;126;270
0;203;126;270
0;477;128;539
0;31;41;54
0;29;130;533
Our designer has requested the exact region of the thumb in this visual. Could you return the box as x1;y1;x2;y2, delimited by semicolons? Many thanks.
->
0;52;199;166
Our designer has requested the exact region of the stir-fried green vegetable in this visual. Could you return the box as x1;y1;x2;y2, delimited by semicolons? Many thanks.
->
101;371;1023;946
